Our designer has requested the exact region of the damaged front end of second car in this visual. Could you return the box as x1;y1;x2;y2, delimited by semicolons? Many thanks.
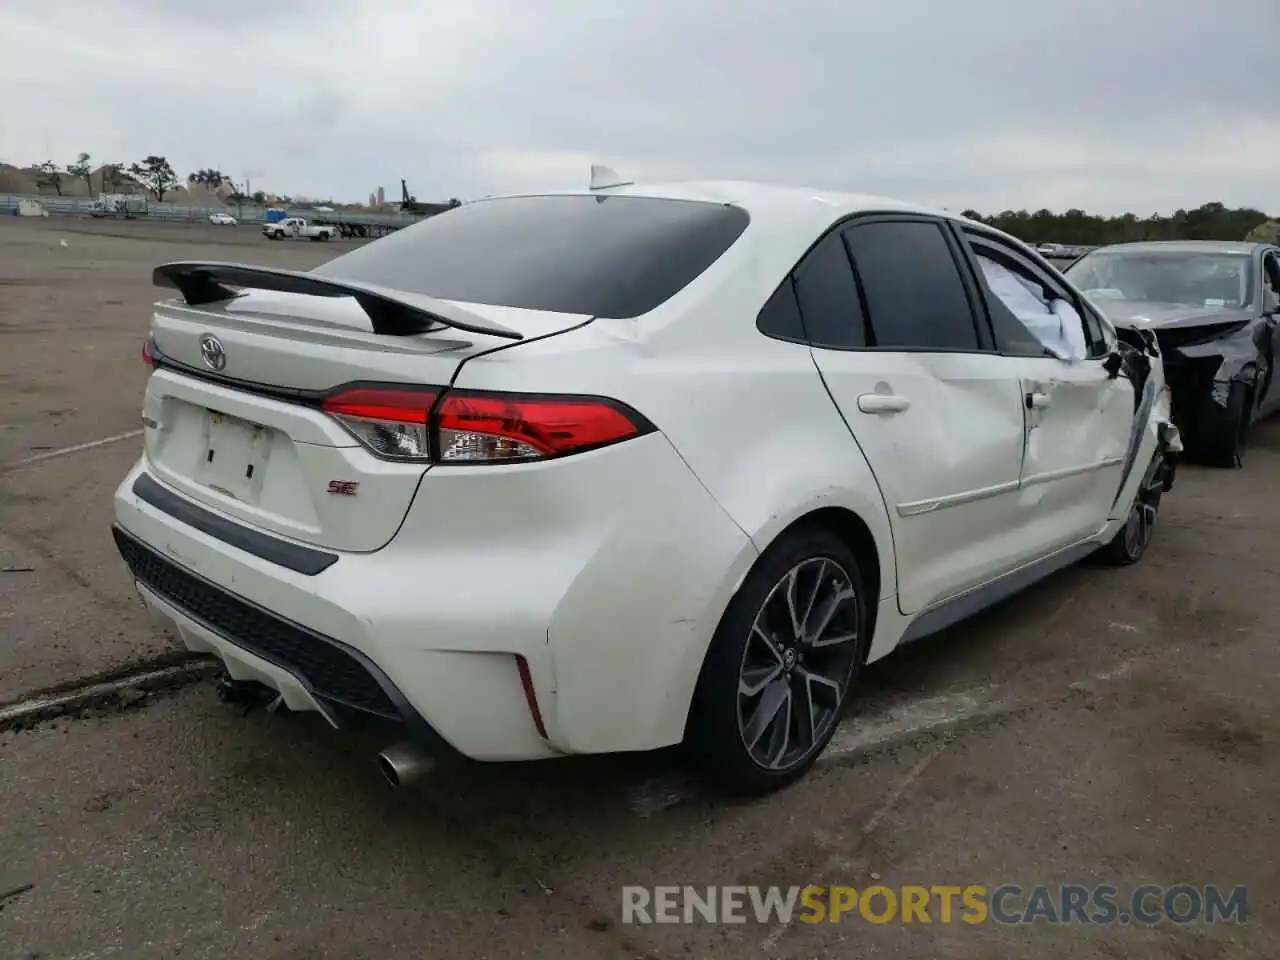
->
1109;305;1268;467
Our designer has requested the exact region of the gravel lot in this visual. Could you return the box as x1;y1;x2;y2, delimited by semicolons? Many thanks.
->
1;216;1276;959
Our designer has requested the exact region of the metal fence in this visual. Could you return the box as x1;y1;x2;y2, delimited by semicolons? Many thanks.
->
0;193;421;228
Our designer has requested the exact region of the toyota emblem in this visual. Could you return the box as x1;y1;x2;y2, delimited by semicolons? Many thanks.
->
199;334;226;371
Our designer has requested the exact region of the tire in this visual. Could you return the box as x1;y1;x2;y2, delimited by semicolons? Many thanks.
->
1097;452;1168;566
1195;380;1252;468
686;528;869;795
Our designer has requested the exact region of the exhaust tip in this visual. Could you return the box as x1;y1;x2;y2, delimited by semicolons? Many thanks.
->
377;742;434;788
376;754;400;787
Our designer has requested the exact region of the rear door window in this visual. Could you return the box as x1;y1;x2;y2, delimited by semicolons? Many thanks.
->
313;194;750;319
791;232;867;348
841;220;982;351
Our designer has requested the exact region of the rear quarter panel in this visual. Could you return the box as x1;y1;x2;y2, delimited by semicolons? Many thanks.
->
448;237;899;603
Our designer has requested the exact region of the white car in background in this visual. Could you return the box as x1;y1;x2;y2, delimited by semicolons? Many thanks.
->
113;174;1179;795
208;213;237;226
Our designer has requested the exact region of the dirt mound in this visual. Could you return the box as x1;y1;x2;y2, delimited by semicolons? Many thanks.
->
1245;220;1280;244
0;164;153;198
173;183;228;207
0;163;38;193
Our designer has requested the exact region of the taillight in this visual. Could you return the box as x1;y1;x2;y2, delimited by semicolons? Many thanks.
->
321;386;438;461
319;384;652;464
435;390;646;463
142;339;156;367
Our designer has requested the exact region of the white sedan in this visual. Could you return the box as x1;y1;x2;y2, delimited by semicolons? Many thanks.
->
113;176;1179;795
208;212;237;226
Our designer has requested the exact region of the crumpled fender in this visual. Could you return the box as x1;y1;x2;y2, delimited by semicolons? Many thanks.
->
1105;330;1179;519
1177;322;1267;409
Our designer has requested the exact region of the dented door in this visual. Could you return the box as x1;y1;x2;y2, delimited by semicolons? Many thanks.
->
814;350;1030;615
1016;357;1133;548
796;216;1048;615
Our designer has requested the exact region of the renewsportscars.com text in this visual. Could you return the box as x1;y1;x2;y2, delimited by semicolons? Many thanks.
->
621;884;1248;926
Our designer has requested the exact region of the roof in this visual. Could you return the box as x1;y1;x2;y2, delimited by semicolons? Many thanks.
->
1089;240;1270;256
484;177;952;216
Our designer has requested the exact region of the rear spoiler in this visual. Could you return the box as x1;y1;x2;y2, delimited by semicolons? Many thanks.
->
152;261;523;341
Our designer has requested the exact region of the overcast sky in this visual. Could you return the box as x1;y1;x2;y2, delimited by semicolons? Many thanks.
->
1;0;1275;215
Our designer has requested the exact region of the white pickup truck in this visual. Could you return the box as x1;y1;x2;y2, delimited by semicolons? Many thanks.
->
262;217;339;242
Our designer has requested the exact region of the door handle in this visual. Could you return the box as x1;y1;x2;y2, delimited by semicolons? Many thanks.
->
1026;391;1051;409
857;393;911;414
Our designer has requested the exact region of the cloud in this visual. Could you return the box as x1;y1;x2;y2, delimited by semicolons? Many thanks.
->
0;0;1275;214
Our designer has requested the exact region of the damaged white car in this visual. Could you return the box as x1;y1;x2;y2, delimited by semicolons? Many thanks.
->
112;174;1180;795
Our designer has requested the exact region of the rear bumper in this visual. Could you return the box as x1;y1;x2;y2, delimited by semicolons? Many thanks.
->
111;432;756;761
114;526;453;744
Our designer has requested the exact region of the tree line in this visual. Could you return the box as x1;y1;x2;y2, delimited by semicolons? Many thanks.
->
31;152;278;204
960;202;1273;246
35;153;181;201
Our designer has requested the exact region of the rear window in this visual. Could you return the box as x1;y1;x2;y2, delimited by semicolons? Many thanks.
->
313;194;750;319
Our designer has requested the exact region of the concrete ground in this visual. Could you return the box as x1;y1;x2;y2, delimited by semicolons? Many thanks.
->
0;217;1276;959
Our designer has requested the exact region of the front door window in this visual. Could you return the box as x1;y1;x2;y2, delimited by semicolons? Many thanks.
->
975;253;1088;361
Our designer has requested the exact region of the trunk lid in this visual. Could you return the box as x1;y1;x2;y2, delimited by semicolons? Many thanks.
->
151;292;501;392
142;268;590;553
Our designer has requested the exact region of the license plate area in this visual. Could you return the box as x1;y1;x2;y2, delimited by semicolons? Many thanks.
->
197;409;271;504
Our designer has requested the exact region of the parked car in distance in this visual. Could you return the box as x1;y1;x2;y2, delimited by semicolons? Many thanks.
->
113;177;1180;795
208;212;237;226
262;217;338;241
1066;240;1280;467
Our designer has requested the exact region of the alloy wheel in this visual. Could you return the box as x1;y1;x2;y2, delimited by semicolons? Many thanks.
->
1122;460;1167;557
1122;500;1158;557
736;557;860;771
